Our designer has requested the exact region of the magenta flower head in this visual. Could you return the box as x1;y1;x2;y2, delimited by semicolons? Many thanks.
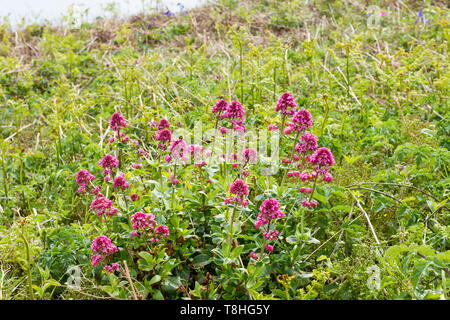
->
154;225;170;238
130;193;140;201
310;147;335;167
229;179;249;197
290;109;313;132
113;173;129;190
170;139;188;160
189;144;204;158
212;99;228;117
157;119;170;131
91;235;117;266
323;172;333;183
228;118;246;134
90;194;118;217
275;92;297;116
132;163;142;169
250;252;259;260
259;198;284;220
295;132;318;154
224;100;245;120
131;211;156;232
98;154;119;175
263;229;279;240
156;128;172;143
110;112;127;132
76;169;95;193
242;148;258;164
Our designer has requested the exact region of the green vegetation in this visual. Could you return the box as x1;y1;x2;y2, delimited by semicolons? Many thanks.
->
0;0;448;300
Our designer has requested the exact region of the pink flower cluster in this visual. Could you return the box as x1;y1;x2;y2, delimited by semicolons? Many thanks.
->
301;199;318;208
130;211;169;242
157;119;170;131
299;187;313;194
228;179;249;206
76;169;96;194
91;236;118;266
132;163;142;169
156;119;172;150
224;101;245;120
255;198;284;229
154;225;170;238
113;173;129;190
272;94;336;210
170;139;188;161
109;113;129;142
252;198;285;257
242;148;257;164
156;129;172;146
110;112;127;132
295;132;318;154
90;193;118;217
212;99;228;118
98;154;119;176
130;193;140;201
288;109;313;133
104;262;120;273
275;92;297;116
250;252;259;260
263;229;279;241
310;147;335;168
131;211;156;232
170;175;180;185
211;99;247;137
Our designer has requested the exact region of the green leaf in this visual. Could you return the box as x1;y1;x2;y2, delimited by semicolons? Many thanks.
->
332;205;352;213
230;245;244;259
286;235;300;244
411;260;434;290
148;275;161;286
153;289;164;300
317;255;328;261
192;254;211;267
313;191;327;204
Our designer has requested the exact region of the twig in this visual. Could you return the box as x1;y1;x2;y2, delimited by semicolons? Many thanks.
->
123;260;139;300
346;186;402;203
350;192;380;245
330;202;354;258
345;182;440;203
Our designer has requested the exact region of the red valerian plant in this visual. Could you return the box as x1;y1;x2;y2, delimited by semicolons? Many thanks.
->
74;92;336;295
251;198;284;260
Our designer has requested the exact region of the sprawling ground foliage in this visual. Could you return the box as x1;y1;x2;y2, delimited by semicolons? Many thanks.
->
0;0;449;300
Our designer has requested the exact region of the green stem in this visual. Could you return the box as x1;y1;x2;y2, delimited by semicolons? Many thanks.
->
1;152;8;198
308;175;319;203
210;117;219;158
259;221;271;259
280;131;300;187
273;64;277;101
171;163;177;211
320;98;330;137
240;41;244;103
20;223;35;300
227;202;238;255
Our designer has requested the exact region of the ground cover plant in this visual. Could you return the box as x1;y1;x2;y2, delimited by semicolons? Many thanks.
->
0;0;449;300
